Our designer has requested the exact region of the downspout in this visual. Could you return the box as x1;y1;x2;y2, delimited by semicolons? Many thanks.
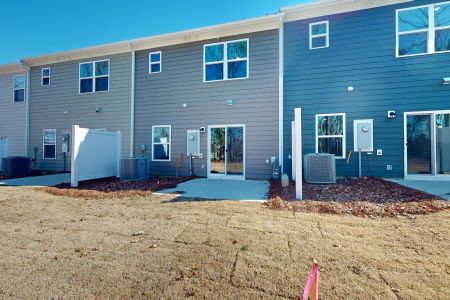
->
278;13;285;173
129;42;136;157
20;60;30;157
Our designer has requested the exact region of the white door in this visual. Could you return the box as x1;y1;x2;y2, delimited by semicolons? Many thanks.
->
208;125;245;180
0;138;8;171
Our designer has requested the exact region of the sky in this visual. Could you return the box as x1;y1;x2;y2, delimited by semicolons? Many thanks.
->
0;0;310;64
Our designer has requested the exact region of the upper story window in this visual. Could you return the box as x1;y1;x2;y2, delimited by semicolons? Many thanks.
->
309;21;329;49
13;75;25;102
79;59;109;93
315;113;346;159
42;68;50;86
397;2;450;57
149;51;162;74
204;39;249;82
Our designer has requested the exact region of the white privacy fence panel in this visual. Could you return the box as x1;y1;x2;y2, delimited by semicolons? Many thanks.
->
0;138;8;171
71;125;122;187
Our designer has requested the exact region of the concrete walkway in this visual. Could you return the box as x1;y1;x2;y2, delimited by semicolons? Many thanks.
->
0;173;70;187
158;178;269;201
389;179;450;200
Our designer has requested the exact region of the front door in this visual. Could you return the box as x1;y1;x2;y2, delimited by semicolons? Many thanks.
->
208;125;245;179
405;111;450;177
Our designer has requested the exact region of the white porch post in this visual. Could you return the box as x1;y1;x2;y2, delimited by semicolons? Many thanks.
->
294;108;303;200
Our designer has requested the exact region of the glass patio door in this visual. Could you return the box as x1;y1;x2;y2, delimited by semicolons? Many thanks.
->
209;125;245;179
405;111;450;177
406;114;432;175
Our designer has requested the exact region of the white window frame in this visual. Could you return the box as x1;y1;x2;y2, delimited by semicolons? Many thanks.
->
203;38;249;82
79;59;110;94
315;113;346;159
13;74;26;103
41;68;51;86
152;125;171;162
43;129;57;160
309;21;329;50
149;51;162;74
396;1;450;58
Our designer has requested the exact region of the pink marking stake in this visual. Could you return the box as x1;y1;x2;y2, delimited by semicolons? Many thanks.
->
303;261;319;300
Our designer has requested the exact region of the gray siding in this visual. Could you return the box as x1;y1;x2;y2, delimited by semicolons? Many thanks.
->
135;30;279;179
0;72;26;157
284;0;450;178
30;53;132;171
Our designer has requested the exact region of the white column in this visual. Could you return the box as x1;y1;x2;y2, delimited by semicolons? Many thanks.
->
294;108;303;200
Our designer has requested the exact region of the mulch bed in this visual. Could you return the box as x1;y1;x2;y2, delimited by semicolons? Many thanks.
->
41;176;193;199
268;177;450;217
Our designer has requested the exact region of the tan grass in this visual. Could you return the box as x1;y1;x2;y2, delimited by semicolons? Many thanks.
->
0;186;449;299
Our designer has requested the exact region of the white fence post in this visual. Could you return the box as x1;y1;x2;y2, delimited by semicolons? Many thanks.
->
294;108;303;200
117;131;122;178
71;125;79;187
291;121;296;181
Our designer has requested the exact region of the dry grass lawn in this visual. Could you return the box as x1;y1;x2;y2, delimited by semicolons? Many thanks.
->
0;186;449;299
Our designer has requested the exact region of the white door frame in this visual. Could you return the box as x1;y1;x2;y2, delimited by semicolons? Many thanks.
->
404;110;450;180
207;124;246;180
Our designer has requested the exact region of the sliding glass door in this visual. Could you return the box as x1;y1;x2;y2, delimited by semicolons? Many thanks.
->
405;111;450;177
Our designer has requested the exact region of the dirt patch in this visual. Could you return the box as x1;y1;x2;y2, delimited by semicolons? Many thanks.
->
268;178;450;217
41;176;193;199
0;186;449;299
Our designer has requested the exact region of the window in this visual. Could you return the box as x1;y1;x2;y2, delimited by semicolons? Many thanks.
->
152;125;171;161
309;21;329;49
42;68;50;86
397;2;450;57
43;129;56;159
204;39;249;82
149;51;162;74
79;60;109;93
315;113;346;159
13;75;25;102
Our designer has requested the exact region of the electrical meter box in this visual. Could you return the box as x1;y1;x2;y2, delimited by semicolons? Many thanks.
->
354;120;373;152
62;132;71;153
187;130;200;156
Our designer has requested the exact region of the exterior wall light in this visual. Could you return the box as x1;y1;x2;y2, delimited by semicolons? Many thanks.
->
227;99;235;106
347;86;354;92
95;107;102;113
182;103;187;108
443;77;450;85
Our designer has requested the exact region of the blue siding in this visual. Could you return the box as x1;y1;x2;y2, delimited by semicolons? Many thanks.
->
284;0;450;178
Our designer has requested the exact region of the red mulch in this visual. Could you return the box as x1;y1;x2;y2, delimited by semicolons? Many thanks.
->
41;176;193;199
267;178;450;217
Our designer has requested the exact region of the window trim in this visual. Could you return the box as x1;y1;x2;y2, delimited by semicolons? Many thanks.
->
152;125;172;162
149;51;162;74
396;1;450;58
43;129;57;160
309;20;330;50
13;74;26;103
315;113;346;159
78;59;110;94
41;68;51;86
203;38;250;83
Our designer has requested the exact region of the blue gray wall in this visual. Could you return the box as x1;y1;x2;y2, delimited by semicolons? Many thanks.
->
134;30;280;179
0;72;26;157
283;0;450;178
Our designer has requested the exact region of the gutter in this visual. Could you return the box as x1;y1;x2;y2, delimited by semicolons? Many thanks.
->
20;60;30;157
278;13;285;173
129;42;136;157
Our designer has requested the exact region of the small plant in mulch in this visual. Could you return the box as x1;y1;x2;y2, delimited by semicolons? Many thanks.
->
267;178;450;218
40;176;193;199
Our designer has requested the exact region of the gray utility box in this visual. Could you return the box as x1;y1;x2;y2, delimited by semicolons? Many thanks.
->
120;158;149;181
1;157;31;177
304;153;336;184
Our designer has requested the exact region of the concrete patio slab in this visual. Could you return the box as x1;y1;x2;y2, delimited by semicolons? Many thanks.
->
157;178;269;201
389;179;450;200
0;173;70;187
